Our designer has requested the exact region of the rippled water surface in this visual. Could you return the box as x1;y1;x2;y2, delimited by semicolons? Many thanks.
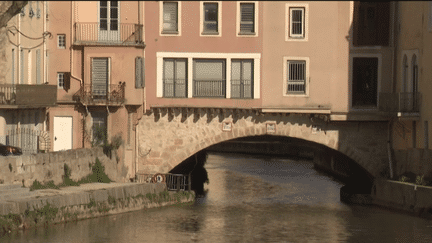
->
3;152;432;242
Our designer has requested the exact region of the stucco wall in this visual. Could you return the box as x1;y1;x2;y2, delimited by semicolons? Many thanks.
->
0;147;126;187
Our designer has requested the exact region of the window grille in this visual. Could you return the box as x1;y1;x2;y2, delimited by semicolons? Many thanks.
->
203;3;218;34
163;59;187;98
231;59;253;98
287;60;306;94
135;57;145;88
290;7;304;37
57;73;65;88
163;2;178;33
240;3;254;34
58;35;66;49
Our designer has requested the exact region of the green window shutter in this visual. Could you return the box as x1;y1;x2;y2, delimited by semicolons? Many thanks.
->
135;57;144;88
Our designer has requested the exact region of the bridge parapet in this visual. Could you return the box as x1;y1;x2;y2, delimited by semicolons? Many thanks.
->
136;107;389;179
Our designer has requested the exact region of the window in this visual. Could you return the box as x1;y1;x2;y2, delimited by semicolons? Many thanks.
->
289;8;304;38
194;59;226;97
36;49;41;84
202;2;219;35
127;112;132;146
57;34;65;49
402;55;408;92
92;111;107;146
163;58;187;98
352;57;378;107
156;52;260;99
57;72;65;89
20;49;24;84
286;3;308;41
162;2;178;33
92;58;109;100
100;1;119;34
239;3;255;35
411;55;419;109
11;49;14;85
286;60;306;94
231;59;253;98
353;2;389;46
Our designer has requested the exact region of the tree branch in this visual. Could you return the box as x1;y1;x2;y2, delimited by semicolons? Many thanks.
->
0;1;28;29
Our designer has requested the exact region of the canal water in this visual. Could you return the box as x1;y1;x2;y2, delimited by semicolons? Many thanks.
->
3;152;432;242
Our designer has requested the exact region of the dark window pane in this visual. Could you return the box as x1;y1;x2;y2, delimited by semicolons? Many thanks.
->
110;20;118;30
110;8;118;19
204;3;218;21
111;1;118;7
100;1;107;7
100;20;108;30
100;8;107;18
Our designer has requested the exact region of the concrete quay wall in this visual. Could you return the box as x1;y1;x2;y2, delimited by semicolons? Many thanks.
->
372;179;432;217
0;182;195;233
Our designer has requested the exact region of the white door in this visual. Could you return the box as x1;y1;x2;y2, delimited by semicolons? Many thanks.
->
54;116;72;151
99;1;119;42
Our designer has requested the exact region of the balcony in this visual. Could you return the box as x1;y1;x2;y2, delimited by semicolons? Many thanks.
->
0;84;57;108
73;82;125;106
74;23;144;47
379;92;421;114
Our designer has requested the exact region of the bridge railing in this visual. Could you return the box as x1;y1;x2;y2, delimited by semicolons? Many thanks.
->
135;173;191;191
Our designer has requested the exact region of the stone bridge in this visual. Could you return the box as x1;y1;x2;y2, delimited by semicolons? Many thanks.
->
136;107;389;179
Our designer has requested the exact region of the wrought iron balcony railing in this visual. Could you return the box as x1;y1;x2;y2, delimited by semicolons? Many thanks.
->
74;23;144;46
379;92;421;113
0;84;57;107
73;82;125;105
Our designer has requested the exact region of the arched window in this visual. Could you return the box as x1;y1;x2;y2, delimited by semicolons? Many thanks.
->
402;55;408;92
411;54;418;94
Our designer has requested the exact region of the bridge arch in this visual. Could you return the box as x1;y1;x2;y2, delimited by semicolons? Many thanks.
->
136;108;388;178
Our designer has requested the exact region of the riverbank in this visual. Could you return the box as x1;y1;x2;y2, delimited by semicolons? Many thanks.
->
0;182;195;234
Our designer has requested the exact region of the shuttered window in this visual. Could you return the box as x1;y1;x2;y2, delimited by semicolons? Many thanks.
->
57;73;64;89
92;111;107;145
193;59;225;97
11;49;14;85
231;59;253;98
287;60;306;94
239;3;255;34
20;49;24;84
203;3;218;34
36;49;41;84
163;2;178;33
163;58;187;98
290;7;304;38
135;57;144;88
92;58;109;99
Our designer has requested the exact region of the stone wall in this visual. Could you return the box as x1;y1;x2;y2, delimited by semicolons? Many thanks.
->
0;147;123;187
136;108;389;178
393;149;432;177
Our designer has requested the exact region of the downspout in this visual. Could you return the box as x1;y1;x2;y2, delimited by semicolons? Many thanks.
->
70;1;82;86
43;1;47;133
388;2;398;180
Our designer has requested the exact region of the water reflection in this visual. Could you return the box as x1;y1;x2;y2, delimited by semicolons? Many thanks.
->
3;152;432;242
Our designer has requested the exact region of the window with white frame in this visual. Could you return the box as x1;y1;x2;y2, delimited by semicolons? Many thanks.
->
286;60;306;94
163;58;187;98
239;2;255;35
57;34;65;49
162;2;179;34
289;8;304;38
286;3;308;41
57;72;65;89
202;2;219;35
156;53;260;99
193;59;226;97
231;59;253;98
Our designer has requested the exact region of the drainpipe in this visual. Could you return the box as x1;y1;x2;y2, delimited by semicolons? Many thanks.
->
388;121;394;179
70;1;82;86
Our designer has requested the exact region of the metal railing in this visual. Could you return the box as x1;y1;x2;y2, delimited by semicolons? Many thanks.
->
74;23;144;46
135;173;191;191
73;82;125;105
0;84;57;107
193;79;226;98
379;92;422;112
166;174;191;191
